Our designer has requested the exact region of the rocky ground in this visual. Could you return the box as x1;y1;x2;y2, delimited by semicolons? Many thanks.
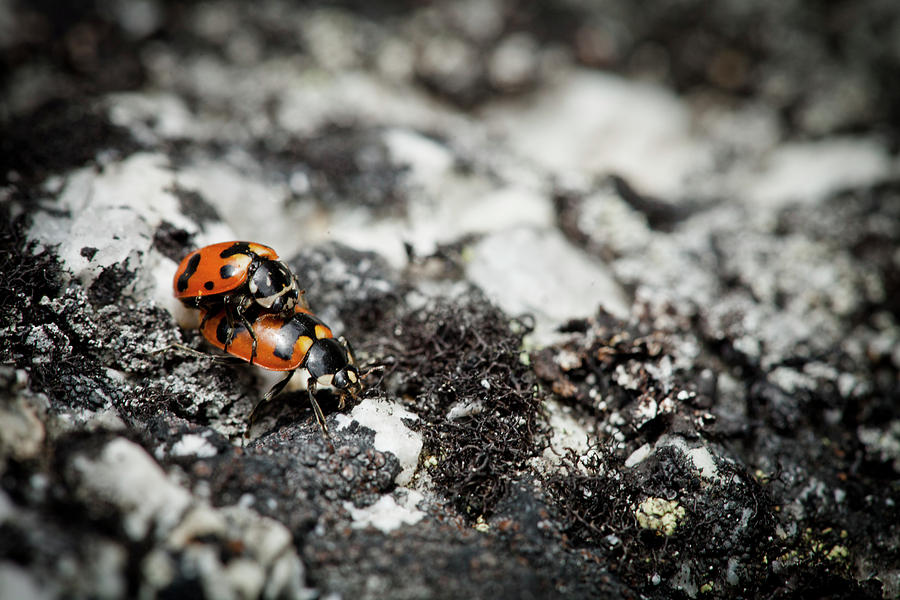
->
2;1;899;598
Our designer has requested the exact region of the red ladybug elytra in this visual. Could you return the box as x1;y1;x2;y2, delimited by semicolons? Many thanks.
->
199;303;362;437
173;241;306;360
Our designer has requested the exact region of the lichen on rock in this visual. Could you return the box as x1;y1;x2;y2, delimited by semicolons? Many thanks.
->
3;1;900;599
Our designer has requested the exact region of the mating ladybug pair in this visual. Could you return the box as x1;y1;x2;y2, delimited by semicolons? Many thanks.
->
173;241;361;436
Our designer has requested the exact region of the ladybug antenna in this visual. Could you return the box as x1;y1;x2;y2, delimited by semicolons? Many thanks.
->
358;358;389;388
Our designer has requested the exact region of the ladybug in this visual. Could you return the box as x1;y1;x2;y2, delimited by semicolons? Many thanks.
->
173;241;306;360
198;304;361;436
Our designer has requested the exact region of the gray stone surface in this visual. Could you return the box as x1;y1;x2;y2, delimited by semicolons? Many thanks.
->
2;1;899;598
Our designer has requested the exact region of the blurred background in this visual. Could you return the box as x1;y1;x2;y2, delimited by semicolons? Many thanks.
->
3;0;899;134
4;0;898;185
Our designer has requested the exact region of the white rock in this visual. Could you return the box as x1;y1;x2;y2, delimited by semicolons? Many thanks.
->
170;433;219;458
466;227;629;344
344;490;426;534
658;436;727;484
624;443;653;468
334;399;423;486
71;438;193;541
743;137;892;209
26;152;200;312
484;70;714;198
540;398;593;468
0;563;52;600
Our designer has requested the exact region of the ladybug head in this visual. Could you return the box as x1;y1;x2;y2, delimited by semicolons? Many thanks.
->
331;363;361;394
249;259;300;314
305;338;362;398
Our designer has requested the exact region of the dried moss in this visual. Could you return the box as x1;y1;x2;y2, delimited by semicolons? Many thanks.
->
385;294;547;517
546;444;777;597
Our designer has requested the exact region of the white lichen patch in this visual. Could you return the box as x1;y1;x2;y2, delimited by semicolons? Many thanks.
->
343;489;426;534
72;438;310;600
0;563;52;600
685;446;722;482
26;152;207;312
334;399;423;486
633;396;658;428
106;92;198;143
483;70;714;198
276;70;462;138
0;395;46;464
768;366;816;394
627;436;731;485
172;158;309;256
576;186;654;255
166;505;228;549
553;349;583;371
72;437;193;541
382;128;455;192
634;497;686;536
170;433;218;458
538;398;594;469
330;143;556;270
664;436;726;484
858;421;900;472
671;562;697;597
466;227;629;345
742;136;892;209
446;399;485;421
624;443;653;468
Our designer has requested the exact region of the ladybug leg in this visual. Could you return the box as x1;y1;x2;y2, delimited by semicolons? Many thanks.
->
230;295;259;364
240;314;259;364
219;296;258;364
153;343;245;364
152;342;210;358
198;308;214;331
248;370;295;428
306;378;331;439
263;370;294;403
221;300;238;352
336;390;348;410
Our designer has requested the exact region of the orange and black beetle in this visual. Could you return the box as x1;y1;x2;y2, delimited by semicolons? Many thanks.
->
198;305;361;436
173;241;306;360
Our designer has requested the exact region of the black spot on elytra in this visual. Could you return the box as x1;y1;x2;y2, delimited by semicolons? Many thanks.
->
176;253;201;293
272;313;320;361
219;264;237;279
219;242;255;259
214;315;242;345
204;281;215;290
